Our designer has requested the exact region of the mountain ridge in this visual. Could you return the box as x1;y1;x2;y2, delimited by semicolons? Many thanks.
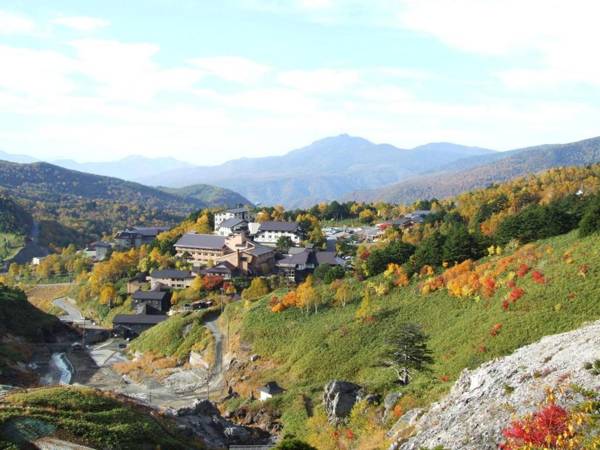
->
135;135;496;207
350;135;600;204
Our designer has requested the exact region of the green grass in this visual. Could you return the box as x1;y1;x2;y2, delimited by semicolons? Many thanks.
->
0;386;201;449
129;309;217;363
226;230;600;437
0;233;24;262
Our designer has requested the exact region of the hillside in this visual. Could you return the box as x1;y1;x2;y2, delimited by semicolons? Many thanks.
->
0;161;247;246
160;184;252;208
137;135;494;207
0;285;65;385
220;230;600;445
352;135;600;203
0;386;198;449
395;320;600;449
0;196;33;261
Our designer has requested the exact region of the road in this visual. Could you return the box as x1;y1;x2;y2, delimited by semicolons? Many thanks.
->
53;297;88;325
46;297;228;409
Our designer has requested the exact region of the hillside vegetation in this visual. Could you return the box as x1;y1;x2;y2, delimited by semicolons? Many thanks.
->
0;386;199;449
160;183;252;209
0;160;250;247
225;230;600;443
353;135;600;204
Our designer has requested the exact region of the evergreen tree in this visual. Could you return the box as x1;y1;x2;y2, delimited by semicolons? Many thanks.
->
411;231;446;270
442;225;479;263
579;194;600;237
383;323;433;385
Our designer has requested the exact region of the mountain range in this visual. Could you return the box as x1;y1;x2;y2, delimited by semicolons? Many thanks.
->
3;134;600;208
350;136;600;204
134;135;496;207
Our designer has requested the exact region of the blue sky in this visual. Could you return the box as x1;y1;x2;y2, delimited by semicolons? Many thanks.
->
1;0;599;165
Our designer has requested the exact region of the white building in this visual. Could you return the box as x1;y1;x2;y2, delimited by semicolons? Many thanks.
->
214;207;251;228
253;221;302;246
216;218;248;236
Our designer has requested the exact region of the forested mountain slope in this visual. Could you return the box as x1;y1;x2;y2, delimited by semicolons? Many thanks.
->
351;136;600;203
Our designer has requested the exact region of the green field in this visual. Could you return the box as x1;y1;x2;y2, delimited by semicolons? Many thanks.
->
223;230;600;437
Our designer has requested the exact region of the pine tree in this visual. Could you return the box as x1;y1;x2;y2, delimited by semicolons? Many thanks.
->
579;194;600;237
383;323;433;385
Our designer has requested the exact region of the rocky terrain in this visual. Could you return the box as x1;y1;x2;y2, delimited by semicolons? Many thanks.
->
390;320;600;449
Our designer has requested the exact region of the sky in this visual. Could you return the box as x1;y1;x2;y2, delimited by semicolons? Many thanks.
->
1;0;600;165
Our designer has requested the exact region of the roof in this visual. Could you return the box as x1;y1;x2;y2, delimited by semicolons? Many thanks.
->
218;217;248;229
175;233;226;250
258;381;284;395
199;261;237;276
218;206;249;215
113;313;167;325
132;226;169;237
246;244;275;257
89;241;111;248
276;249;312;268
258;221;300;233
315;251;343;266
132;290;170;301
149;269;194;279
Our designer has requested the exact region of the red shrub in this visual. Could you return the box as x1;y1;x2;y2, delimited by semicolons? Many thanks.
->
502;299;510;311
490;323;503;337
516;263;530;277
506;279;517;289
202;275;224;291
509;287;525;303
501;404;569;449
531;270;545;285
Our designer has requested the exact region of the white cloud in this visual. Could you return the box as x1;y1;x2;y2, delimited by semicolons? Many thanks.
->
70;39;202;102
398;0;600;87
52;16;110;31
0;10;35;34
189;56;270;84
278;69;360;93
0;45;76;96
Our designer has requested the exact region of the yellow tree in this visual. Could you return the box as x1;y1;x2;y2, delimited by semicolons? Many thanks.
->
255;210;271;223
272;205;286;221
356;287;376;321
333;280;352;307
99;284;117;307
242;277;270;302
297;275;320;314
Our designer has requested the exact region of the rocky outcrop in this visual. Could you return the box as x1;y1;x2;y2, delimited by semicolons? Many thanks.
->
391;320;600;450
166;399;271;448
323;381;363;423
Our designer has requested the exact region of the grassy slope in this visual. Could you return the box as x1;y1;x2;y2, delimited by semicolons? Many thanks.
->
0;386;200;449
226;231;600;436
129;309;217;364
0;233;24;262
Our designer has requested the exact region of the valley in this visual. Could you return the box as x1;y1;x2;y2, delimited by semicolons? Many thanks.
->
2;162;600;448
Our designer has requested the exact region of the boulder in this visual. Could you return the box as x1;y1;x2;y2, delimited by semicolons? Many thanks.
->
323;380;362;424
383;392;403;420
249;354;260;362
393;320;600;450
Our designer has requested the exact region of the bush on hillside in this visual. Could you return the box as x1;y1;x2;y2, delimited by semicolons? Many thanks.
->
366;241;415;277
442;225;486;264
579;193;600;237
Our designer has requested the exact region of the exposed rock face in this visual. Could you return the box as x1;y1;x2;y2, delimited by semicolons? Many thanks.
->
392;320;600;450
323;381;363;423
166;399;271;448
